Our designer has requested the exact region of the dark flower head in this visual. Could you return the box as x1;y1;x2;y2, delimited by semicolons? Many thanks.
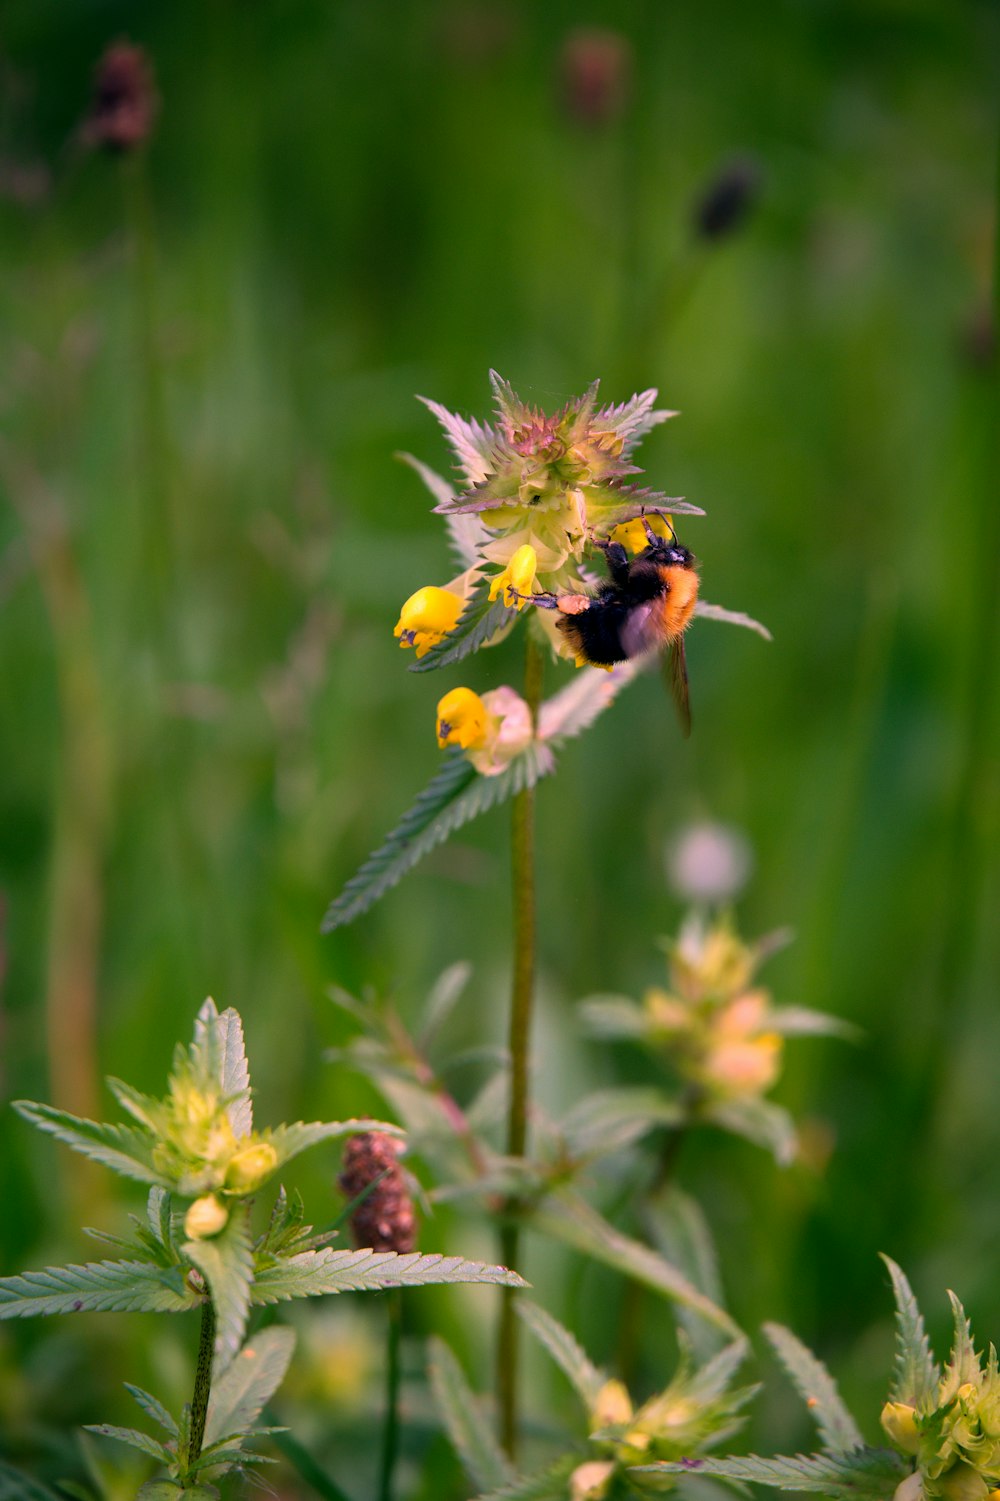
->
339;1132;417;1254
693;157;762;241
83;41;158;154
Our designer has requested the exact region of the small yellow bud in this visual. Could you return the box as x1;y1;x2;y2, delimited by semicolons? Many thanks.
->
591;1378;633;1429
488;544;540;610
882;1402;921;1456
570;1460;616;1501
225;1141;278;1193
436;687;492;751
394;587;463;658
703;1032;783;1098
184;1194;229;1240
938;1463;990;1501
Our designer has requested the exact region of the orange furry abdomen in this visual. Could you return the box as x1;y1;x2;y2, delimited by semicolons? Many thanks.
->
655;564;699;639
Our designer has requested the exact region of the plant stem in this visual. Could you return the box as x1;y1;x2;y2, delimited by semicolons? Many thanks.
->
378;1290;403;1501
497;631;545;1458
187;1296;216;1467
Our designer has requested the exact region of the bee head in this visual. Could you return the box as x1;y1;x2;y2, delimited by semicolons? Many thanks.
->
646;539;695;569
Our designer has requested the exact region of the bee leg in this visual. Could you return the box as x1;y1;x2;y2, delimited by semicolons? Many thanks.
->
508;587;559;610
589;534;631;587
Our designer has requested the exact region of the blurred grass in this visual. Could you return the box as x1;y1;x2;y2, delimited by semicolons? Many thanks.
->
0;0;997;1491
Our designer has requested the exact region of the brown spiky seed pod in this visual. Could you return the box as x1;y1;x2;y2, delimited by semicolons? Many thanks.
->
84;41;158;154
338;1133;417;1254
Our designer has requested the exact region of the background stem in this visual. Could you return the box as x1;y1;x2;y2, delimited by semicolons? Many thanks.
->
378;1289;403;1501
496;631;545;1458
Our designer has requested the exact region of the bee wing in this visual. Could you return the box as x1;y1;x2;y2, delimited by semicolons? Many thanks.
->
663;635;692;738
620;601;658;659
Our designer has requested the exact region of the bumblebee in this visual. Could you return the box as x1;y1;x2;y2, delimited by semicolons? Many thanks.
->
527;519;700;734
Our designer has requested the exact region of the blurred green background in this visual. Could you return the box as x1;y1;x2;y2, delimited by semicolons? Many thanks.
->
0;0;997;1494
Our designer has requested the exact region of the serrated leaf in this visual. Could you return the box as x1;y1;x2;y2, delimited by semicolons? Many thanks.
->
264;1118;403;1169
105;1077;163;1133
763;1323;863;1453
536;662;638;746
428;1336;514;1493
0;1257;196;1318
11;1101;160;1186
136;1485;187;1500
881;1256;939;1406
214;1009;252;1136
558;1087;684;1160
705;1096;797;1166
472;1455;582;1501
596;388;676;449
321;744;553;932
183;1209;254;1372
944;1290;979;1391
148;1187;174;1249
515;1300;605;1408
643;1188;725;1363
417;395;496;486
204;1327;296;1448
687;1337;753;1407
638;1447;907;1497
125;1383;179;1437
694;599;772;640
531;1189;739;1338
252;1248;525;1304
83;1424;173;1463
409;577;518;673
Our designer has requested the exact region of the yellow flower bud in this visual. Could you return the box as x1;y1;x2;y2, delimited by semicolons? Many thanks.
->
225;1141;278;1193
702;1032;783;1098
436;687;493;751
591;1379;633;1429
570;1460;616;1501
487;544;540;610
394;586;463;658
882;1402;921;1456
938;1464;990;1501
184;1194;229;1240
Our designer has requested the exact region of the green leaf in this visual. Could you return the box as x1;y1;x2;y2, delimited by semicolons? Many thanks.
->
204;1327;296;1448
0;1460;73;1500
694;599;772;640
558;1087;684;1160
136;1486;201;1500
321;745;553;932
11;1101;160;1186
427;1336;514;1493
637;1447;907;1497
83;1424;173;1463
472;1456;582;1500
577;997;648;1041
263;1119;403;1168
183;1209;255;1371
705;1096;797;1166
945;1290;979;1390
214;1007;253;1136
515;1300;605;1409
148;1187;174;1249
763;1323;863;1453
409;576;519;673
125;1383;179;1437
686;1337;753;1407
881;1256;939;1406
418;962;473;1050
0;1257;196;1318
530;1188;740;1339
252;1248;526;1304
643;1188;725;1363
537;662;638;746
766;1006;860;1041
105;1077;164;1133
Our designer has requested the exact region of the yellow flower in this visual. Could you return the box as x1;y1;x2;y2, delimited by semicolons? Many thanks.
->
883;1402;921;1456
591;1379;633;1429
394;586;463;658
225;1141;279;1193
184;1194;229;1240
610;512;673;553
570;1461;616;1501
488;544;540;609
436;687;492;750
